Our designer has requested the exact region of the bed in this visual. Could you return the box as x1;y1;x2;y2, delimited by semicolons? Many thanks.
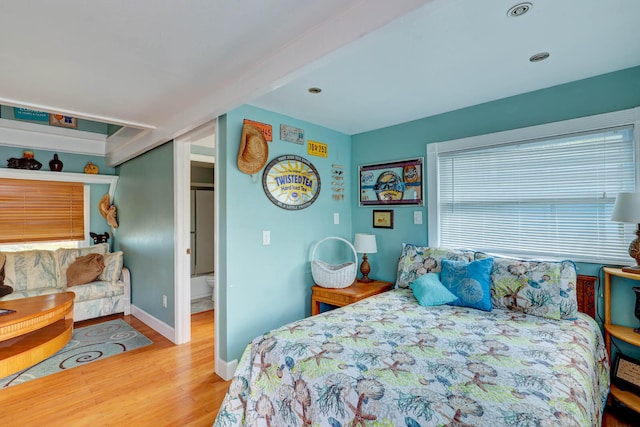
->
214;248;609;427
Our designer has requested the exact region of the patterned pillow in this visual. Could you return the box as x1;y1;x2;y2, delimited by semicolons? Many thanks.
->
441;258;494;312
395;244;474;289
1;249;58;291
476;252;578;320
99;251;124;283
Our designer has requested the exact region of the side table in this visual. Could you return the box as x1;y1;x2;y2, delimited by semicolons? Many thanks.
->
311;280;393;315
603;267;640;414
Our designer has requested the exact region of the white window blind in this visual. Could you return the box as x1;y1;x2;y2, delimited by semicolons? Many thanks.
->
438;126;635;264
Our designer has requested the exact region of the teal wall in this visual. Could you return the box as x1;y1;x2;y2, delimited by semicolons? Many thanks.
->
218;105;352;361
0;146;114;246
351;65;640;335
114;141;175;326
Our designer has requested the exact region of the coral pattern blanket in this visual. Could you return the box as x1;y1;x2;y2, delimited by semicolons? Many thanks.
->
214;289;609;427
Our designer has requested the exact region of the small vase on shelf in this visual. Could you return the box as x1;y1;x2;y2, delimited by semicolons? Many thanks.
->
49;154;63;172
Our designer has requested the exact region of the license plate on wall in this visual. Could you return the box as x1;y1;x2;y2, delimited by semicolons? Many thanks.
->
308;140;328;158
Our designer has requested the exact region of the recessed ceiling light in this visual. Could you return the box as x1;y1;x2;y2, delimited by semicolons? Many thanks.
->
507;2;532;17
529;52;550;62
308;87;322;94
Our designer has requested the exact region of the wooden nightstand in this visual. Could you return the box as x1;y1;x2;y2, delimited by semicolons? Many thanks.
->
311;280;393;315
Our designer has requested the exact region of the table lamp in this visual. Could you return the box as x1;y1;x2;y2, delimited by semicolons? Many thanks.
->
354;233;377;283
611;192;640;273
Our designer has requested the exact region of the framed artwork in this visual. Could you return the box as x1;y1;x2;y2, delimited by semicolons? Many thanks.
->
373;210;394;229
262;155;320;210
612;353;640;394
359;158;423;206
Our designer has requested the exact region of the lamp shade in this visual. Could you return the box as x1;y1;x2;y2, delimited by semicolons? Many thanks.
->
611;192;640;223
354;233;377;254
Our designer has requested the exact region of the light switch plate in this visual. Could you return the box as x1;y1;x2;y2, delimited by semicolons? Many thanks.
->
414;211;423;225
334;212;339;225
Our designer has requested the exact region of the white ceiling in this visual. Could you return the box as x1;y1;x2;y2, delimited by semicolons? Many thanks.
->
1;0;639;164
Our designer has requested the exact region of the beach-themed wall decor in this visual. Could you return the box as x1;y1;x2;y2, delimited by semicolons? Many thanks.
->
262;155;320;210
331;164;344;201
359;158;423;206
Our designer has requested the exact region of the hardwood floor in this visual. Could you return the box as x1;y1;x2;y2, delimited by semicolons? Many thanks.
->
0;310;231;427
1;308;637;426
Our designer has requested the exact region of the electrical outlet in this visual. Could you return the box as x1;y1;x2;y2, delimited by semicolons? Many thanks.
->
262;230;271;245
334;212;339;225
162;294;167;308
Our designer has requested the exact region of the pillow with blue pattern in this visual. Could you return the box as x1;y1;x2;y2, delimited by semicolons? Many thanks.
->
441;257;494;312
475;252;578;320
395;244;475;289
410;273;457;306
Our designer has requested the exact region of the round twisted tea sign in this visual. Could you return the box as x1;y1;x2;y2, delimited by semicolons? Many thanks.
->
262;155;321;210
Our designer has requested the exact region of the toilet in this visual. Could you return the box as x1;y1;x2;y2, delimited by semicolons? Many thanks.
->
206;273;215;302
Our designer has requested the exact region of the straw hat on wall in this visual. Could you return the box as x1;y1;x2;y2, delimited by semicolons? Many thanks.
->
237;124;268;175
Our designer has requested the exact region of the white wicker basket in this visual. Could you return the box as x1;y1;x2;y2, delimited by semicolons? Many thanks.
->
311;237;357;288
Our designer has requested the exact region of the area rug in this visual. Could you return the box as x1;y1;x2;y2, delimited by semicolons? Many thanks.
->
0;319;152;388
191;297;214;314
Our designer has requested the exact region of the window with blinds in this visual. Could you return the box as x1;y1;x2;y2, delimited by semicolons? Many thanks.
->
0;179;84;243
436;126;635;264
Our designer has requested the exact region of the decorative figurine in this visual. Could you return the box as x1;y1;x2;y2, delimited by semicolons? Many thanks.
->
49;153;63;172
84;162;99;174
90;232;110;244
7;155;42;170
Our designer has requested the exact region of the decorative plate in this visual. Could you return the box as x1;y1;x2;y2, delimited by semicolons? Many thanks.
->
262;155;321;210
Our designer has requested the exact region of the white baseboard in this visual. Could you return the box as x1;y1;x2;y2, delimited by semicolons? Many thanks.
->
215;357;238;381
131;304;176;343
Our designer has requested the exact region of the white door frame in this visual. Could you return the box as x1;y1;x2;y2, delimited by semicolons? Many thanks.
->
173;119;217;346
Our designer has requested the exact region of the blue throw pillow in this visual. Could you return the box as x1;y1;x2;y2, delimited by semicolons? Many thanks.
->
441;258;494;311
410;273;458;307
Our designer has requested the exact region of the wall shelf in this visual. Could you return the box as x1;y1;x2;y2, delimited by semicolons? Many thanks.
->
0;167;118;199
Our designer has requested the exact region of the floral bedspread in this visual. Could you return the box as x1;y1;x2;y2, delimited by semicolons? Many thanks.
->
214;289;609;427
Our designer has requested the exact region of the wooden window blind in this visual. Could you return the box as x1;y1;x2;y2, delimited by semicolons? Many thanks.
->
0;178;84;243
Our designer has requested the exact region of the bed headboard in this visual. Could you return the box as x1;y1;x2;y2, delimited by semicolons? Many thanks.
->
576;275;596;319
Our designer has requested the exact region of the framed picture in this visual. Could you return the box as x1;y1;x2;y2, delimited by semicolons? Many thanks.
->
359;158;423;206
612;353;640;394
373;210;394;229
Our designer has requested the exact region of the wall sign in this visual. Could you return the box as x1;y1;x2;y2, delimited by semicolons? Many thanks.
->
359;157;423;206
262;155;320;210
49;114;77;129
308;140;328;158
280;124;304;144
14;108;49;122
243;119;272;142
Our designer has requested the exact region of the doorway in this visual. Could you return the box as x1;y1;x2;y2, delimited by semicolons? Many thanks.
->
173;120;217;347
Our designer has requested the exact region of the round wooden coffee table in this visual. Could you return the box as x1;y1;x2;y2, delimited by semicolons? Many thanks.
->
0;292;75;378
